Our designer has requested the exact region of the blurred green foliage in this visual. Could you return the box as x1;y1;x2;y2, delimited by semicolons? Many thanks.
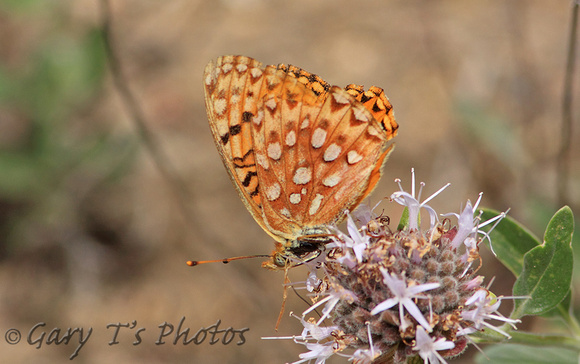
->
456;96;580;290
0;9;137;251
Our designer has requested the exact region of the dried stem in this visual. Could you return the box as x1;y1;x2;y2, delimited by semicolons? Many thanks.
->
98;0;191;224
97;0;270;313
557;1;579;207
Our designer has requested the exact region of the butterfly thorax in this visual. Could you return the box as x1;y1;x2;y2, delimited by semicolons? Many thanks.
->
263;232;333;270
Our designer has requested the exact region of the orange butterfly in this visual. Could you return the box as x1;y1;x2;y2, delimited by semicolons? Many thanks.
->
203;55;398;270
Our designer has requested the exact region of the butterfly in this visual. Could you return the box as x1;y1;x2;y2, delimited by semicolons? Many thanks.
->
203;55;398;270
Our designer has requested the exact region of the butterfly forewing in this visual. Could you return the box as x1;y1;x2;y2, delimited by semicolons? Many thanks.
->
204;56;268;235
204;55;398;263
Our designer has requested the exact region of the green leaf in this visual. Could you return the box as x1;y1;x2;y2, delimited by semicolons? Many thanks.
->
476;344;578;364
512;206;574;318
541;291;572;319
480;208;541;276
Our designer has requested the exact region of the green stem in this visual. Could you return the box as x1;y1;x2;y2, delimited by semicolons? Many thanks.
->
507;331;580;351
472;327;580;351
558;304;580;338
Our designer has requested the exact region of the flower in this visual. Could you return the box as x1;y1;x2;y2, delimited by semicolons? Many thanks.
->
390;170;449;231
347;322;380;364
270;170;515;364
294;314;338;341
458;289;520;338
329;212;371;268
301;283;358;326
371;270;440;332
450;200;477;250
413;326;455;364
293;341;336;364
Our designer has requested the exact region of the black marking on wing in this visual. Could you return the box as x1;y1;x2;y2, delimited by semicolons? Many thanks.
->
233;149;253;162
242;111;253;123
219;124;243;145
230;124;242;136
360;93;372;103
233;149;256;168
234;162;256;168
242;171;258;187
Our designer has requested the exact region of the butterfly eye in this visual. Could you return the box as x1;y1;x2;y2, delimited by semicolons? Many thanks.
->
273;253;289;268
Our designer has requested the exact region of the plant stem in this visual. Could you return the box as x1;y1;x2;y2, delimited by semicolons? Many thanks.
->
507;331;580;351
557;0;578;207
558;303;580;338
473;327;580;351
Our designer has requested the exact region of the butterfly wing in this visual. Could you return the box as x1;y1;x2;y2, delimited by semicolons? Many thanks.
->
275;68;399;228
204;55;332;242
248;63;327;240
249;75;395;235
204;56;280;240
204;55;398;245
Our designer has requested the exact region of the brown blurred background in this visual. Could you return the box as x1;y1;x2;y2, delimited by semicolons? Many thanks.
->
0;0;578;363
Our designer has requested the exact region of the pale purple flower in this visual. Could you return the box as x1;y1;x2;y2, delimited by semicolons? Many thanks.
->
263;314;339;364
329;211;369;267
304;285;357;325
391;169;449;230
347;347;378;364
294;314;337;341
464;276;485;290
306;271;322;293
444;192;508;256
413;326;455;364
450;200;476;249
371;269;440;331
346;322;379;364
345;212;370;262
292;341;336;364
458;289;520;338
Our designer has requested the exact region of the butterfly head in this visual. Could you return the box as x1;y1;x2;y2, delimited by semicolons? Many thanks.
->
262;245;293;270
262;234;332;270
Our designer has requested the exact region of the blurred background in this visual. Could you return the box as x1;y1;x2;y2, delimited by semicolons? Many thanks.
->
0;0;578;363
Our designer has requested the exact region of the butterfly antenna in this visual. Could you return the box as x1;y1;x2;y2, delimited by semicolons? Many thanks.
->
187;254;270;266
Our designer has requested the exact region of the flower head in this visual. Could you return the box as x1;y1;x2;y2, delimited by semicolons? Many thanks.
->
271;170;515;363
